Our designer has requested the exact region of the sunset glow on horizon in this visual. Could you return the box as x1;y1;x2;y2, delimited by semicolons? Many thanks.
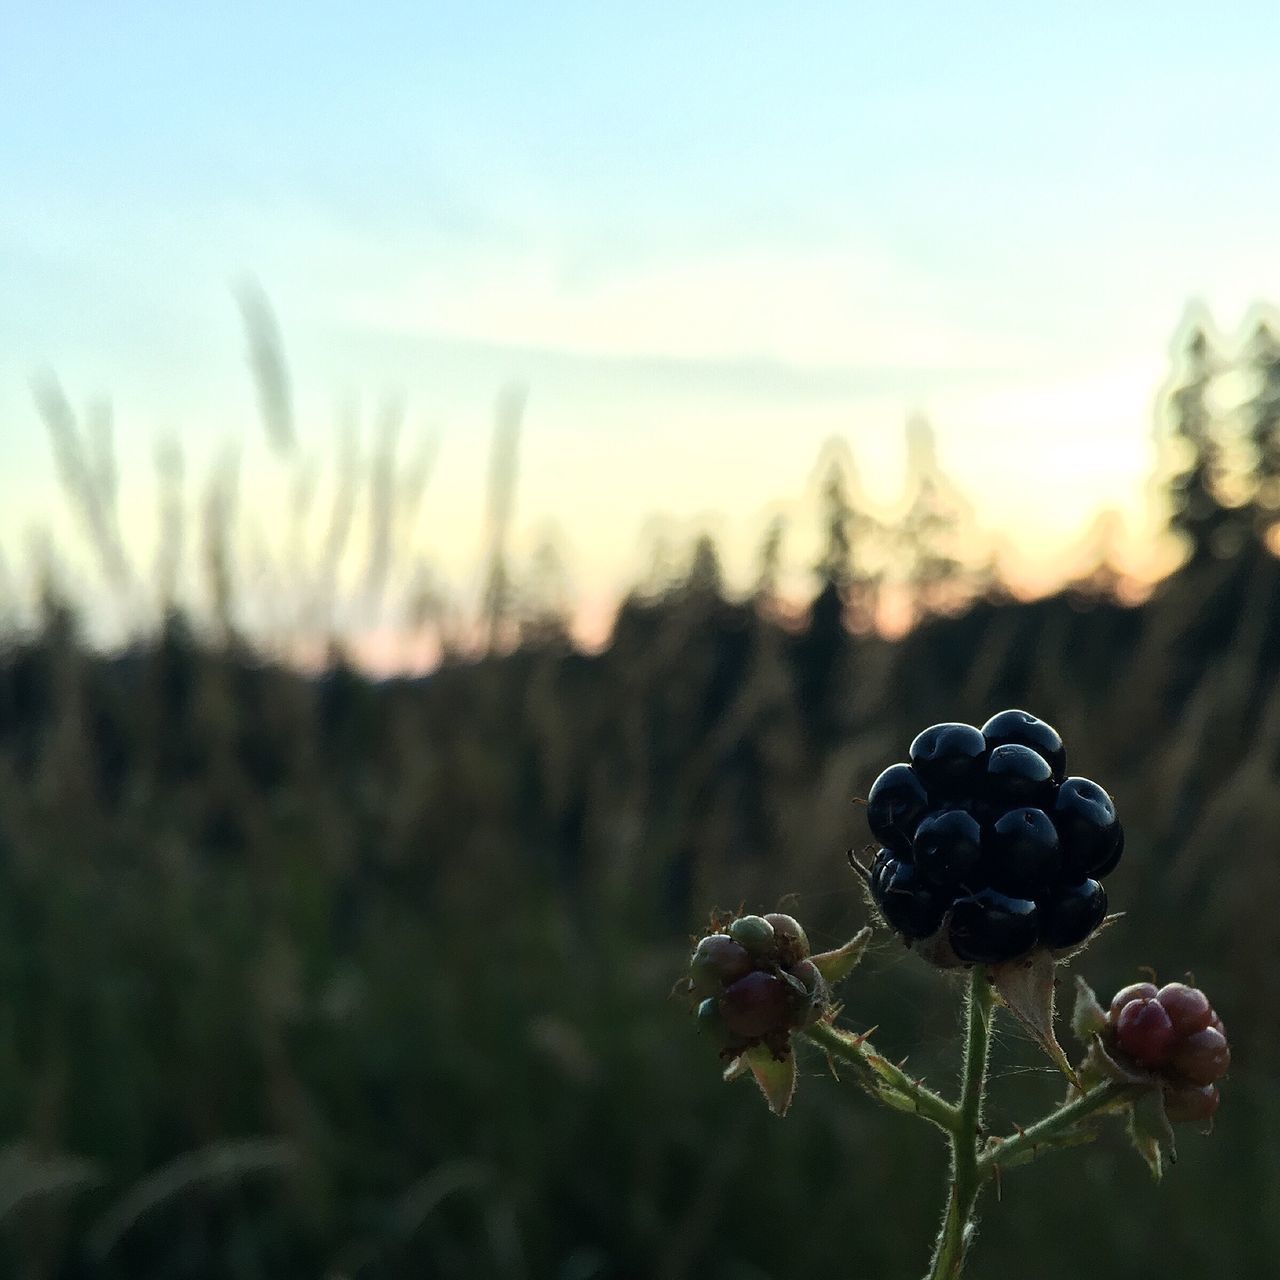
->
5;2;1280;653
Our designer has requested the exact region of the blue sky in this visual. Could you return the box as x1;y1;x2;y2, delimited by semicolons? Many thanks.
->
4;2;1280;633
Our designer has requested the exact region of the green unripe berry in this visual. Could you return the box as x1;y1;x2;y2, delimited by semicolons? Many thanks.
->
696;996;739;1048
728;914;776;957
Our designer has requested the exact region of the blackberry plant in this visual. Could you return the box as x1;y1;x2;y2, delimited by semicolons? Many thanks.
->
681;710;1228;1280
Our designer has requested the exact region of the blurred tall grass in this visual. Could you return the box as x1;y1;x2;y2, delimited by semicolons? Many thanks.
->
0;301;1277;1277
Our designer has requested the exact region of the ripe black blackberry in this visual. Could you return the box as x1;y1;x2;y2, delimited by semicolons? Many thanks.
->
862;710;1122;964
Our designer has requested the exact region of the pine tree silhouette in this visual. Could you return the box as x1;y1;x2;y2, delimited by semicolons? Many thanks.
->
794;440;877;739
752;514;787;613
1244;318;1280;541
684;532;725;601
1166;325;1236;562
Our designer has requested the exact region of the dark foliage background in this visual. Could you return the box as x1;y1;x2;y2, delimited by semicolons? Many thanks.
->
0;316;1278;1278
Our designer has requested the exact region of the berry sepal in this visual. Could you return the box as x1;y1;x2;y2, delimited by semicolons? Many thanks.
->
1127;1088;1177;1181
1070;974;1109;1042
1078;1031;1154;1089
810;925;873;986
724;1044;798;1117
989;945;1081;1085
1079;1040;1199;1179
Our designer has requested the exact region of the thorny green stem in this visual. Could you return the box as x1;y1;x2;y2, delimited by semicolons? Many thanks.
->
926;966;994;1280
804;971;1134;1280
801;1019;960;1133
977;1079;1139;1178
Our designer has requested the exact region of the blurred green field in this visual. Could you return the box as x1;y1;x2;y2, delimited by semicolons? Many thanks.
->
0;315;1278;1278
0;544;1278;1278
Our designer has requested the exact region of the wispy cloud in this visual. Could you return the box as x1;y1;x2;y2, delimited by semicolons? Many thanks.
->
337;244;1057;375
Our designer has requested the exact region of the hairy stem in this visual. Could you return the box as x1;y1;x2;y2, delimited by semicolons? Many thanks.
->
927;966;994;1280
805;973;1136;1280
977;1079;1138;1176
802;1019;960;1133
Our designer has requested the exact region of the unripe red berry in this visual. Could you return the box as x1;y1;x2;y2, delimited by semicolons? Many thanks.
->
1163;1082;1220;1125
719;971;791;1040
791;958;822;994
689;934;752;998
1170;1026;1231;1086
784;959;827;1027
763;913;810;961
1156;983;1212;1037
1109;982;1158;1019
1115;997;1176;1068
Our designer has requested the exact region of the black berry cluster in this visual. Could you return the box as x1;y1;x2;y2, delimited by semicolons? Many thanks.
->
864;709;1123;964
1106;980;1229;1123
688;913;828;1058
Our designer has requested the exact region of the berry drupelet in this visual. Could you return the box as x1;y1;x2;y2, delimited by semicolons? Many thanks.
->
863;710;1122;964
